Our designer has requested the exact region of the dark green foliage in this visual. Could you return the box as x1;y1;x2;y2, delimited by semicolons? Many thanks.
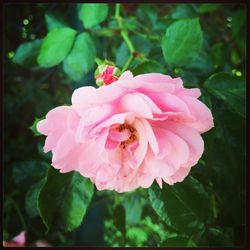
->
38;167;94;232
114;204;126;240
12;39;42;68
148;176;213;235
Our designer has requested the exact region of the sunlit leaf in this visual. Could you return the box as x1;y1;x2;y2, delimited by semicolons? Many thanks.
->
37;28;77;67
78;3;109;29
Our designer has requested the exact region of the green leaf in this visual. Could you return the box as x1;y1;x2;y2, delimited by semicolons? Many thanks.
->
63;32;96;81
29;117;44;136
197;4;222;13
162;18;203;67
127;227;147;245
12;160;49;186
231;8;246;38
37;28;77;68
114;204;126;239
162;236;196;247
204;72;246;117
78;3;109;29
136;4;158;27
148;176;212;235
184;50;213;72
38;167;94;232
25;178;46;218
45;10;69;31
211;42;223;68
12;39;42;68
132;61;165;75
171;4;198;19
198;228;233;246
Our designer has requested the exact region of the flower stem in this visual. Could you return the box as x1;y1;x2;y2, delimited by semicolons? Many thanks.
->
115;3;135;72
122;54;133;72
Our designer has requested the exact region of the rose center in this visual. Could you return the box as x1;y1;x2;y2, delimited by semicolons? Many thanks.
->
116;124;138;149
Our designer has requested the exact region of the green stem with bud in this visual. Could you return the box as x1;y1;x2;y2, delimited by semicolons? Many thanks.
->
115;4;135;72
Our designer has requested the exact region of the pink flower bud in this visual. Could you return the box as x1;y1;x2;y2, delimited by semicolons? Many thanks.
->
95;64;121;87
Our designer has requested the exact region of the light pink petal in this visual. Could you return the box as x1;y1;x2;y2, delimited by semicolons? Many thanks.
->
57;129;108;174
67;107;81;132
53;145;82;173
141;119;159;154
119;93;153;119
76;103;114;125
44;130;63;153
91;112;135;135
95;165;118;182
163;167;191;185
119;70;133;80
46;106;74;131
116;73;177;93
117;79;175;93
134;73;173;82
52;132;75;163
141;148;176;178
137;173;155;188
132;119;149;169
135;93;163;114
164;121;204;166
71;85;124;111
162;130;190;169
75;117;86;143
175;87;201;98
109;128;131;142
147;92;191;115
36;119;49;135
179;96;214;133
151;126;172;159
105;138;120;149
78;129;109;174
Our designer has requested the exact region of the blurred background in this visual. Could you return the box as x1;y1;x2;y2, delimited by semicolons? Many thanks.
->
3;3;246;247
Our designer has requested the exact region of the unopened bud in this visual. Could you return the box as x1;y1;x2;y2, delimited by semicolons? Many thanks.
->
95;61;121;87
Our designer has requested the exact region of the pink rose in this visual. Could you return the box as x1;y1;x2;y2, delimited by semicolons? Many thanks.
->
37;71;213;192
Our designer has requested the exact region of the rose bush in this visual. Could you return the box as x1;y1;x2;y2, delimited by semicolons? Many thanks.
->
5;3;245;247
37;71;213;192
